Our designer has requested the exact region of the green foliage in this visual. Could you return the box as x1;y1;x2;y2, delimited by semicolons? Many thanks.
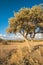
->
6;5;43;39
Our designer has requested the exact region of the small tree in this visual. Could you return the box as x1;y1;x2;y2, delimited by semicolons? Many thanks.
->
6;5;43;41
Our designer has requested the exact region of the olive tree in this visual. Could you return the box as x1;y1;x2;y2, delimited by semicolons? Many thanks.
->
6;5;43;40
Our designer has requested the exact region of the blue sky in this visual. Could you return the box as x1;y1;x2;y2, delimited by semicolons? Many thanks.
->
0;0;43;34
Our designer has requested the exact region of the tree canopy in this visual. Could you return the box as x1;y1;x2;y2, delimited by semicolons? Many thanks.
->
6;5;43;39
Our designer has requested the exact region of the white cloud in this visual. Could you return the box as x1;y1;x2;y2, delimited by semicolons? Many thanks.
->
0;33;24;40
0;33;43;40
35;33;43;40
27;33;43;40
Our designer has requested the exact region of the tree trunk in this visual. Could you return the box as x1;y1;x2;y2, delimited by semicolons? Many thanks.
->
30;30;35;40
21;33;32;52
30;33;35;39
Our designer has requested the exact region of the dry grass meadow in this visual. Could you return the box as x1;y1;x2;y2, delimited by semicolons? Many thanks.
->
0;39;43;65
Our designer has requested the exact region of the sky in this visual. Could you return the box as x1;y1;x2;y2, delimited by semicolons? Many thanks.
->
0;0;43;34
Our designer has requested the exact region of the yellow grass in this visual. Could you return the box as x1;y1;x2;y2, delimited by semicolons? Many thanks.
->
0;40;43;65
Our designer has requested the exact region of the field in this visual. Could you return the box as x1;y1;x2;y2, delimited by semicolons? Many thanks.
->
0;39;43;65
